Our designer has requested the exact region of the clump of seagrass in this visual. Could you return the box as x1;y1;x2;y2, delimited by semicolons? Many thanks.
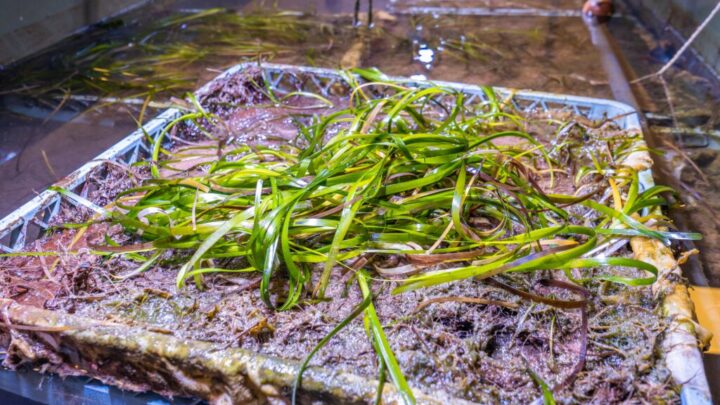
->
3;69;700;403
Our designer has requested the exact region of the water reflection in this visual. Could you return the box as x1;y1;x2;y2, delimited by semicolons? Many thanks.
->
416;45;435;65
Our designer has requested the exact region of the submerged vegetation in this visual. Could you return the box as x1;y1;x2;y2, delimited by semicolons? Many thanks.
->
2;68;700;402
0;8;337;110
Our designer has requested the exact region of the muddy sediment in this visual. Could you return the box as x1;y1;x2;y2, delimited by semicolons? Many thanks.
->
0;212;678;403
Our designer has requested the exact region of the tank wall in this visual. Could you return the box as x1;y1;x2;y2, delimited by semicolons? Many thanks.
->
633;0;720;76
0;0;147;65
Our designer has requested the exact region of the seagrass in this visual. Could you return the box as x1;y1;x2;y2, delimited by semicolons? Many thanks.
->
0;64;710;404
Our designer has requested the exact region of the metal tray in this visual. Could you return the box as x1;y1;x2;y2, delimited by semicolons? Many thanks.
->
0;63;711;404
